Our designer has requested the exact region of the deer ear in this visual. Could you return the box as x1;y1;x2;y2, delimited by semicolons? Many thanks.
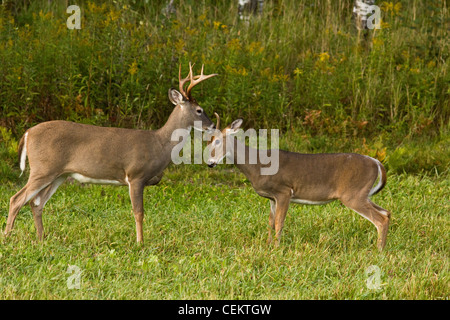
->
227;119;243;134
168;88;186;106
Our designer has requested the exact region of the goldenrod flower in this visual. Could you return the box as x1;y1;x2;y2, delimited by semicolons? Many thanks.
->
227;38;241;51
128;60;138;75
294;68;303;78
381;2;402;16
318;52;330;62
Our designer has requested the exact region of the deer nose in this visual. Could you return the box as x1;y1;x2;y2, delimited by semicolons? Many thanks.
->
207;160;216;168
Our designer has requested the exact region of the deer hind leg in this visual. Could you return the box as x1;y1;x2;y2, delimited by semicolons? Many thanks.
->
29;176;66;240
267;199;276;244
5;174;57;237
342;197;391;251
369;200;391;251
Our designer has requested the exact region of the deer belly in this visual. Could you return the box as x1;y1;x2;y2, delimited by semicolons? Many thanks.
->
71;173;123;185
290;198;332;205
290;188;332;205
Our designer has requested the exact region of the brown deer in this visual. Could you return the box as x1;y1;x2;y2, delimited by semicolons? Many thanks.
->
206;115;391;251
5;63;217;243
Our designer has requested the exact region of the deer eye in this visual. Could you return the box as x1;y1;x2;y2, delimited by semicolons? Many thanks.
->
196;108;203;115
215;139;221;145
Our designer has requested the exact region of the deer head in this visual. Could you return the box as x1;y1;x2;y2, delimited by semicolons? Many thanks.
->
168;63;218;132
207;113;243;167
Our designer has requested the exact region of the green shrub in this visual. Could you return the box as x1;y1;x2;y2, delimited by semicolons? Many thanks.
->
387;133;450;175
0;0;448;175
0;127;20;182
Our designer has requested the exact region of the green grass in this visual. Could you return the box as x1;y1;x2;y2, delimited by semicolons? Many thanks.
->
0;165;448;299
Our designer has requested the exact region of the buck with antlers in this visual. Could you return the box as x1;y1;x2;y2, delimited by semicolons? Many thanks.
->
5;63;217;243
207;115;391;251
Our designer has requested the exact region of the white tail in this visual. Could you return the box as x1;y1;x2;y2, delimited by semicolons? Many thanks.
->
369;159;386;197
19;132;28;176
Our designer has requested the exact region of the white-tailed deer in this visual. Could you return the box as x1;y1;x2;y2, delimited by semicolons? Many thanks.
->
5;63;217;243
207;115;391;251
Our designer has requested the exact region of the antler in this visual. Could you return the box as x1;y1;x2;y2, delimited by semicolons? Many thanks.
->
186;64;218;99
178;64;192;100
214;112;220;130
207;112;221;145
178;63;218;100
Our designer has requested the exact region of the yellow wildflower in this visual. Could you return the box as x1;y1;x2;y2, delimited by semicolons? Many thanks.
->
128;60;138;75
372;38;384;47
294;68;303;78
88;2;106;14
108;9;121;22
185;27;198;36
248;41;264;55
225;65;248;77
380;19;390;29
401;50;409;60
227;38;241;51
381;2;402;16
172;19;181;30
318;52;330;62
315;53;335;74
221;24;229;34
427;61;436;69
174;39;186;54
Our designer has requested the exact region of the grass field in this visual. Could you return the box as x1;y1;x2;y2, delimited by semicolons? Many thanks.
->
0;164;448;299
0;0;448;301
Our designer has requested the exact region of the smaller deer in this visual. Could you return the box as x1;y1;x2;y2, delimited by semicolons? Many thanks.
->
206;115;391;251
5;63;217;244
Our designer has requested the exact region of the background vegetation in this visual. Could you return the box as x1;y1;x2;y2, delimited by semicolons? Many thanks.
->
0;0;449;175
0;0;448;300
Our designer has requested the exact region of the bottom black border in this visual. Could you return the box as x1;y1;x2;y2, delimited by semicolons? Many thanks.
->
0;299;443;318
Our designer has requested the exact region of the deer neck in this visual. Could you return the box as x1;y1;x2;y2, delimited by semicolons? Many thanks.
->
155;106;191;151
232;137;262;181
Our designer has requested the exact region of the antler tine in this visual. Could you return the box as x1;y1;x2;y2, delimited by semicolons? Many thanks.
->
214;112;220;130
186;64;218;99
188;62;195;88
178;63;192;99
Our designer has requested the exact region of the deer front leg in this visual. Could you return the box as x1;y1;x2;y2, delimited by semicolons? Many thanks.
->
274;196;290;247
267;199;276;245
128;180;145;244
